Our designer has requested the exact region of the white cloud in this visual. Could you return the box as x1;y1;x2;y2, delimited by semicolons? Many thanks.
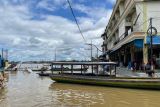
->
108;0;116;4
0;1;113;61
36;0;67;11
36;1;56;11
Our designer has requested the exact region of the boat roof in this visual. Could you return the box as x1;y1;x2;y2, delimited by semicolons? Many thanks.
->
51;62;117;65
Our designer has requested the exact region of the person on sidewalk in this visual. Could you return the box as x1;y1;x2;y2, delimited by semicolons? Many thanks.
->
145;61;155;78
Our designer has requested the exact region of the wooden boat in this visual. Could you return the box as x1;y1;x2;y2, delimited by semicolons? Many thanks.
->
50;74;160;90
32;66;48;72
25;68;32;73
27;69;32;73
32;69;42;71
5;63;18;71
38;73;50;76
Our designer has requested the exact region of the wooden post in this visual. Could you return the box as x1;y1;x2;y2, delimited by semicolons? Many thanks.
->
103;65;105;75
84;64;85;76
115;65;116;77
81;65;82;74
61;64;63;74
97;65;99;75
71;64;73;75
109;65;112;76
51;63;53;74
92;65;94;74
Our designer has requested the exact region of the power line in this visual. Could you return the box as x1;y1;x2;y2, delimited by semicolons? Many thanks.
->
66;0;86;43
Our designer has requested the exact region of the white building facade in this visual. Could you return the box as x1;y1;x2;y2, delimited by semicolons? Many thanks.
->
102;0;160;69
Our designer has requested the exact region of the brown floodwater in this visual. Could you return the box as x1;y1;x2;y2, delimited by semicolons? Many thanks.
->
0;68;160;107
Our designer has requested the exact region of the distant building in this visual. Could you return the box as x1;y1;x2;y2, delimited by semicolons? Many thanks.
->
102;0;160;68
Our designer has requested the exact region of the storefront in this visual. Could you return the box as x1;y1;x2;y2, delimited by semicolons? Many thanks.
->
109;39;144;69
146;36;160;69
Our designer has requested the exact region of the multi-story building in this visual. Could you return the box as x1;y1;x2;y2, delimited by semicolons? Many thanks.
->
102;0;160;69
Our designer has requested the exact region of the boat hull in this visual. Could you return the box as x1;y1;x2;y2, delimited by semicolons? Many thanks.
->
50;75;160;90
38;73;50;76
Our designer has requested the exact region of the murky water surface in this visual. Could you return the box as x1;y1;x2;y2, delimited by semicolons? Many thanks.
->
0;64;160;107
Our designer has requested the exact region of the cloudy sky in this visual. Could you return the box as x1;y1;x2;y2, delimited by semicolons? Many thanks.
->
0;0;115;61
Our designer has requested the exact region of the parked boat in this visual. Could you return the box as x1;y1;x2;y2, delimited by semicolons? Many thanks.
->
32;66;48;72
25;68;32;73
50;74;160;90
38;73;50;76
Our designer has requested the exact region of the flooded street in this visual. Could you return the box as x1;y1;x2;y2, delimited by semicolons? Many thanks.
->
0;65;160;107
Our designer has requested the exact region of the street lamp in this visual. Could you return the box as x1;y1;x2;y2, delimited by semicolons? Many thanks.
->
147;18;157;71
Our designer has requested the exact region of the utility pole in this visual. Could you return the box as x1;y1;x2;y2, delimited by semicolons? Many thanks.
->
6;49;8;60
86;41;102;61
150;18;153;66
54;48;57;62
1;48;3;58
97;48;99;60
147;18;157;71
91;40;93;61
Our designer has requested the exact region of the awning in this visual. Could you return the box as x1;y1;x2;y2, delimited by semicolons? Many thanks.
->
109;34;145;54
134;39;143;48
146;35;160;45
110;39;143;54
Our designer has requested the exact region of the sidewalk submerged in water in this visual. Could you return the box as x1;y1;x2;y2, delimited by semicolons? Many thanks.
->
116;67;160;78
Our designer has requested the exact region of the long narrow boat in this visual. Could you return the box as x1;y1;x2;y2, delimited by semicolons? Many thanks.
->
50;74;160;90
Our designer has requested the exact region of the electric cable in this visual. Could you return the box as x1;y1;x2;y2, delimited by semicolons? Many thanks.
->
66;0;87;43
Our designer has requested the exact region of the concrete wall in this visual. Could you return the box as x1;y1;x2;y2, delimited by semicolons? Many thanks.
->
146;1;160;33
119;20;126;40
135;1;160;32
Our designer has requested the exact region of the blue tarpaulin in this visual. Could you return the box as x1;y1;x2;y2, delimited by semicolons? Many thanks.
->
146;35;160;45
